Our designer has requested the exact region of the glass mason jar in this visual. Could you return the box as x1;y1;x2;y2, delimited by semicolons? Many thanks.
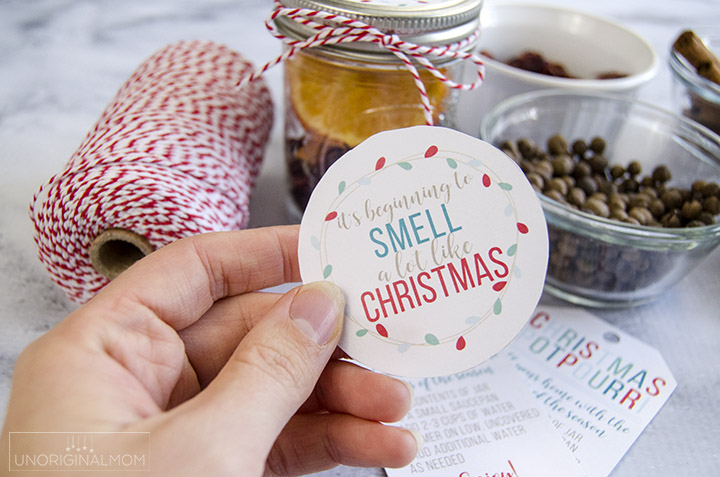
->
276;0;484;218
668;28;720;137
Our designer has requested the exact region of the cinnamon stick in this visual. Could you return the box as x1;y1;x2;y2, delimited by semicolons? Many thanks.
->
673;30;720;86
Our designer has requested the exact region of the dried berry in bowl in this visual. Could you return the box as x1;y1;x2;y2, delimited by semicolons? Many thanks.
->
481;50;628;80
500;134;720;228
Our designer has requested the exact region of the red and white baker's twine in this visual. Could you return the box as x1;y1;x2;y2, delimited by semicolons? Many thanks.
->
30;41;273;303
238;0;485;125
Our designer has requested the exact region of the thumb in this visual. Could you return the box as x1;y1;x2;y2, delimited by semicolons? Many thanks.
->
176;281;344;470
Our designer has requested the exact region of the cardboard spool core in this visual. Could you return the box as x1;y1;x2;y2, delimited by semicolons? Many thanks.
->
89;229;155;280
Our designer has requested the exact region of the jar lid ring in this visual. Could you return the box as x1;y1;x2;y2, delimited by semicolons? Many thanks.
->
281;0;484;37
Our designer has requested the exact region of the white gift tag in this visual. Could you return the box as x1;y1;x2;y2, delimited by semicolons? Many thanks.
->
503;306;677;477
298;126;548;377
386;356;587;477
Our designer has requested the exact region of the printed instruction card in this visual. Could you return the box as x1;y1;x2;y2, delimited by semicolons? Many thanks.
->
386;306;676;477
386;355;586;477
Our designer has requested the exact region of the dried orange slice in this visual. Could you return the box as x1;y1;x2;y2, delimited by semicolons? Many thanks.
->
286;52;449;148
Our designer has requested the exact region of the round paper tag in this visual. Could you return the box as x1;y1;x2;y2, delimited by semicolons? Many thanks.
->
298;126;548;377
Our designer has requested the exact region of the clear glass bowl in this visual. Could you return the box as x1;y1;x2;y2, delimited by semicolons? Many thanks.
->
480;90;720;307
668;27;720;136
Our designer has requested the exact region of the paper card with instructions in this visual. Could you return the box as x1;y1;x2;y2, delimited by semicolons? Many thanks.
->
383;304;676;477
385;355;587;477
298;126;549;377
503;306;677;477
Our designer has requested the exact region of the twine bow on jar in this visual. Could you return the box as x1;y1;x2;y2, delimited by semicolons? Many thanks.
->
238;0;485;126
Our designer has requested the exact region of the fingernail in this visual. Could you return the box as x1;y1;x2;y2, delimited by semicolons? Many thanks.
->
400;380;415;408
408;428;424;455
290;282;344;346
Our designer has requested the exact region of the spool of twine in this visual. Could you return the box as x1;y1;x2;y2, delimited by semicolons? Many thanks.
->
30;40;273;303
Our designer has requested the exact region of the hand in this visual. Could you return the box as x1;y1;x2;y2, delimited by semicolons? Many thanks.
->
1;226;419;476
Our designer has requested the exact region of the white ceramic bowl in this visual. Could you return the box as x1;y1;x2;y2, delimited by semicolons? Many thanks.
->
457;2;659;136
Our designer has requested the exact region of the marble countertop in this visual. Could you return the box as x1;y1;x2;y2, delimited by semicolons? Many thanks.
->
1;0;719;475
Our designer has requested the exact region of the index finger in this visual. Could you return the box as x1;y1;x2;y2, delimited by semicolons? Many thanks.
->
89;225;301;331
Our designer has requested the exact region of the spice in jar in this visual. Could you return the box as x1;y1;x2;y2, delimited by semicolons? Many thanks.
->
285;54;449;211
275;0;484;217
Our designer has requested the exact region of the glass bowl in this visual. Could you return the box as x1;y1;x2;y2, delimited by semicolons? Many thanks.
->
480;90;720;307
668;27;720;136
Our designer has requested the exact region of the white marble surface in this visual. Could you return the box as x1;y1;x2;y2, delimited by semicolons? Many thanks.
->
1;0;719;475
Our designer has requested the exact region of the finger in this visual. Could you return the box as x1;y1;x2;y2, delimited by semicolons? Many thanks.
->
89;225;301;332
166;355;201;409
172;281;344;472
300;360;413;423
178;291;282;388
266;414;421;476
76;227;301;410
179;292;411;418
